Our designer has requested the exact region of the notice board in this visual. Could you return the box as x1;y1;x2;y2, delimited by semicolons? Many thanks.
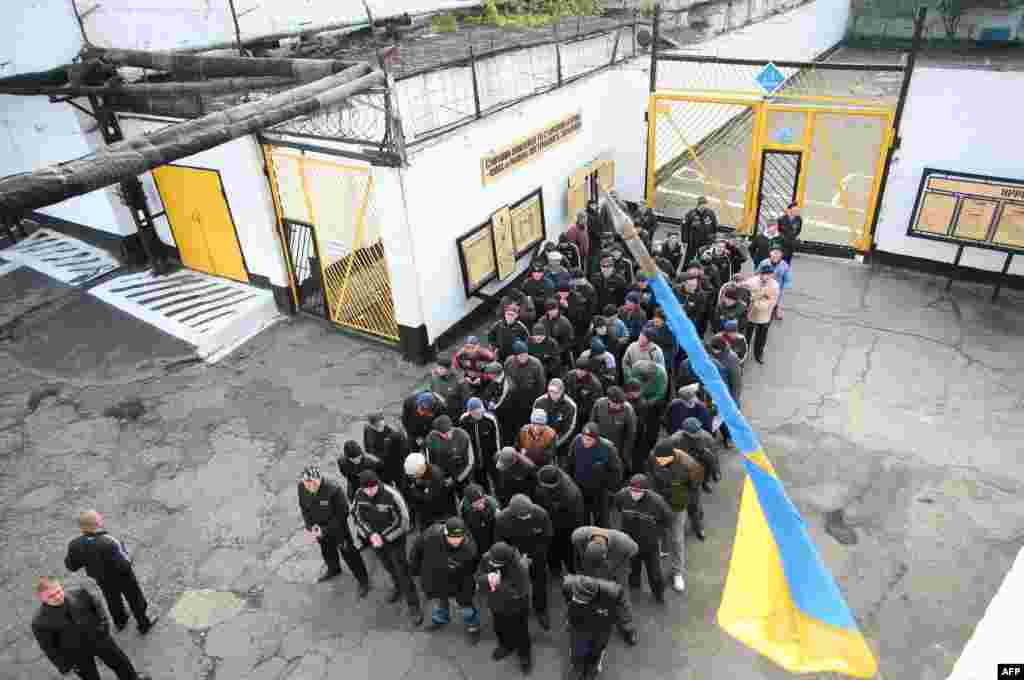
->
907;168;1024;253
481;112;582;186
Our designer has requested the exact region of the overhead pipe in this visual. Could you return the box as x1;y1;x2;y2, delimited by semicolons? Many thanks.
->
0;76;298;98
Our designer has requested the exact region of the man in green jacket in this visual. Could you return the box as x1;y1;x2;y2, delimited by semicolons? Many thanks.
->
629;359;668;472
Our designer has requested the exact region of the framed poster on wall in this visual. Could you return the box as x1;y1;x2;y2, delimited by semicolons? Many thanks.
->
509;188;546;256
492;206;517;281
907;168;1024;253
456;222;497;297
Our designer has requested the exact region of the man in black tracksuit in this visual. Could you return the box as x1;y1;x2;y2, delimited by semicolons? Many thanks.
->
562;575;630;680
364;413;408;487
495;493;554;631
424;415;475;500
532;378;579;463
32;578;152;680
460;397;502;492
489;306;531;362
477;542;533;674
337;440;384;500
494;447;538;507
572;526;640;646
349;470;423;624
410;517;481;642
64;510;157;634
528;321;563;379
534;465;585;576
297;466;371;595
612;474;672;603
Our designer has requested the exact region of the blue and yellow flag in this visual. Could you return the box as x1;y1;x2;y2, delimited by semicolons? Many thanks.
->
647;272;877;677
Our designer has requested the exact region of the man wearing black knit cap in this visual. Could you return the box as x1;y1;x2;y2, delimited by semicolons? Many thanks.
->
424;414;474;500
476;542;533;674
566;423;623;527
612;474;672;603
590;387;637;474
458;483;498;554
297;465;370;595
534;464;584;576
410;517;481;642
495;494;553;630
337;440;383;500
562;574;630;680
571;526;639;645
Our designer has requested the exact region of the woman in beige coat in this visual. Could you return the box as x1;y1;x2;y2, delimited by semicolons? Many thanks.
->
740;261;780;363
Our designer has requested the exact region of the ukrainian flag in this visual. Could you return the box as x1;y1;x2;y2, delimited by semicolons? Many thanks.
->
647;272;878;678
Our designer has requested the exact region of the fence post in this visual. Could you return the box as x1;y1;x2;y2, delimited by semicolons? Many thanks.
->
554;20;563;87
649;3;660;95
469;44;482;119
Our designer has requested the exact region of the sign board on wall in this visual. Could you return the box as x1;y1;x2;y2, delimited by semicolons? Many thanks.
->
567;158;615;219
481;112;582;186
456;188;547;297
908;168;1024;253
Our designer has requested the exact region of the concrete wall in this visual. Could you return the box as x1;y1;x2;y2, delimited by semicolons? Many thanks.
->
118;116;289;287
874;67;1024;276
0;0;125;232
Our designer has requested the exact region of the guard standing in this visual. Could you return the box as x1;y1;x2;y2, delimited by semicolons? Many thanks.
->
297;466;371;595
612;474;672;603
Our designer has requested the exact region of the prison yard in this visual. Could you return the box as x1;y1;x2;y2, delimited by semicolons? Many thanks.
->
3;1;1024;680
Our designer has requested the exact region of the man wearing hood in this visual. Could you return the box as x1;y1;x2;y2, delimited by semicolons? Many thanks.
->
571;526;639;645
527;321;562;378
349;470;421;622
541;297;576;370
476;542;534;674
505;340;548;433
589;387;637;474
563;364;604;434
517;409;557;467
410;517;481;643
425;415;475;499
647;438;705;593
567;423;623;527
298;466;371;594
590;254;628;311
459;483;499;554
337;440;384;500
430;355;471;423
453;336;496;390
364;413;408;487
404;453;454;530
494;447;538;507
460;398;502;493
489;304;531;363
534;464;585;576
663;384;713;436
576;338;616;389
495;494;554;630
531;377;576;451
562;574;631;680
402;391;446;453
613;475;672;603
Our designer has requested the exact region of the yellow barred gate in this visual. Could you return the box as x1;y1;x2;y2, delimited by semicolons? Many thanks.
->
263;146;400;342
646;57;901;252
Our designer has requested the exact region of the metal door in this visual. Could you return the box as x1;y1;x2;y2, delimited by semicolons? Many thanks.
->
754;150;801;234
281;219;327;318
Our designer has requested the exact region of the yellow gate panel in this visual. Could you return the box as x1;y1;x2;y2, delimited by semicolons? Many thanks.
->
152;165;248;283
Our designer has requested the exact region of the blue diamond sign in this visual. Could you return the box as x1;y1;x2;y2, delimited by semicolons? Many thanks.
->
755;62;786;95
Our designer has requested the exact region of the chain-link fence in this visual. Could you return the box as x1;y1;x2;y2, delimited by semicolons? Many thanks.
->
847;1;1024;48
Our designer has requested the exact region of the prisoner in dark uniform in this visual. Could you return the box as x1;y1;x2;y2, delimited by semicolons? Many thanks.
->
476;542;534;674
494;494;554;631
410;517;481;642
562;575;630;680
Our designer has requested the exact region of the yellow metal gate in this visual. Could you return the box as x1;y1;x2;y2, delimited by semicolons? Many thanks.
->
646;59;899;252
263;146;400;342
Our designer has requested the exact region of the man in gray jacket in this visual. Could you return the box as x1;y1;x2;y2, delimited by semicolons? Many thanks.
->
424;415;475;499
571;526;639;645
589;387;637;474
504;340;548;434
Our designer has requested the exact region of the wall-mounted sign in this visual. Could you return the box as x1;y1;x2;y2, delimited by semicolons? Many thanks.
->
481;112;582;186
456;188;548;298
567;157;615;218
907;168;1024;253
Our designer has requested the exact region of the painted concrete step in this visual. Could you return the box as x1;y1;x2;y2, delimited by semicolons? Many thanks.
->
89;269;283;362
0;228;120;285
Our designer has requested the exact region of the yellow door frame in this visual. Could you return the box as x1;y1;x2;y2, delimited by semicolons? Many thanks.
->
648;90;897;248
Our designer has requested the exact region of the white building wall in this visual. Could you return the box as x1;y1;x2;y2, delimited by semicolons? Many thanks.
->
0;0;125;233
874;68;1024;276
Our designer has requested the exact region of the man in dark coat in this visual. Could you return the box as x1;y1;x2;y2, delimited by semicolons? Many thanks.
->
566;423;623;528
662;230;685;274
707;336;743;449
459;483;499;554
612;474;672;603
495;494;554;631
566;211;595;275
589;387;637;475
430;355;472;424
410;517;481;642
527;321;562;379
713;284;749;335
460;397;502;492
590;254;628;312
562;575;631;680
365;413;409;487
570;267;598;319
489;305;531;362
32;578;152;680
337;440;384;500
424;415;475;499
618;292;648;342
64;510;158;635
522;263;554;315
297;466;371;594
504;341;548;435
663;384;713;436
571;526;639;645
476;542;533;674
541;297;576;370
556;283;591;355
494;447;538;507
531;378;579;462
402;391;446;453
534;464;585;576
779;202;803;263
404;453;455;530
625;272;656;319
349;470;422;623
647;438;705;593
674;270;711;339
682;196;718;265
563;363;605;430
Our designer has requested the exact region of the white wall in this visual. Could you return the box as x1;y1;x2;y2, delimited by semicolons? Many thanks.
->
874;68;1024;276
118;116;288;287
0;0;125;232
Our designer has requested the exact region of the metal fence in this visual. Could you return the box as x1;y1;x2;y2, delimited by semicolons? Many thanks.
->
847;0;1024;48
